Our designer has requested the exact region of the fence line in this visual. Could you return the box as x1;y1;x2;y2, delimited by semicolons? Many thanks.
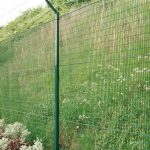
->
0;0;150;149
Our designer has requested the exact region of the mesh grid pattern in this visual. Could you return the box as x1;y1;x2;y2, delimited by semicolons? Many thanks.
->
0;22;55;149
0;0;150;149
59;0;150;149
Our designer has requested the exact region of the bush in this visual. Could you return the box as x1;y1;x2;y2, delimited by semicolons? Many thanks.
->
0;119;43;150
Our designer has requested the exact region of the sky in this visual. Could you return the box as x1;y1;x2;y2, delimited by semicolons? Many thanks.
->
0;0;46;26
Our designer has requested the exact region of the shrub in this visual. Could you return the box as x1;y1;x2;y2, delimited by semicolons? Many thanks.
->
0;119;43;150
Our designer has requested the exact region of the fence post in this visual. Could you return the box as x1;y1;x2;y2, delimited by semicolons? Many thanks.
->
45;1;59;150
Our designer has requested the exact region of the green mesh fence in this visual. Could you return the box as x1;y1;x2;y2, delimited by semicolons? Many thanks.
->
59;0;150;149
0;22;55;149
0;0;150;149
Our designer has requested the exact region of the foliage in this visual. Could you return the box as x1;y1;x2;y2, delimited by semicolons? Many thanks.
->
19;139;43;150
0;0;93;42
0;119;5;133
0;0;149;149
0;7;52;42
0;119;43;150
4;122;30;143
0;137;9;150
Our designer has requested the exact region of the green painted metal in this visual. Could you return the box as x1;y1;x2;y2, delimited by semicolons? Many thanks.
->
54;12;59;150
0;0;149;149
45;1;59;150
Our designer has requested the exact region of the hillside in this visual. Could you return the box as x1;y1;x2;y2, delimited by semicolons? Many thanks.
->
0;6;63;42
0;0;94;42
0;0;150;149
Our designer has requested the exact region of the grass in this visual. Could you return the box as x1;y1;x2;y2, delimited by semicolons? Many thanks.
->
0;0;150;149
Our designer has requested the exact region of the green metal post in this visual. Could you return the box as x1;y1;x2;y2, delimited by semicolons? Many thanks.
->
54;12;59;150
45;1;59;150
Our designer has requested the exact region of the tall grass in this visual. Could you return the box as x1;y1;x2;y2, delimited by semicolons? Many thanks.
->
0;0;150;149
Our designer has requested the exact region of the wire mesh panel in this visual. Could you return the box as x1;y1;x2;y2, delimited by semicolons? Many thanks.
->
60;0;150;149
0;0;150;149
0;22;55;149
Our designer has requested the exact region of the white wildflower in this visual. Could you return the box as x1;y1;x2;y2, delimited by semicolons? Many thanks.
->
81;99;89;105
62;98;69;104
91;82;97;86
0;119;42;150
117;75;126;82
145;86;150;91
121;92;124;95
20;145;33;150
79;114;89;120
106;65;118;71
32;138;43;150
20;139;43;150
0;137;10;150
143;68;147;71
20;128;31;143
107;65;112;69
98;101;101;106
134;67;140;72
76;125;80;129
134;67;149;73
4;122;30;143
81;81;88;86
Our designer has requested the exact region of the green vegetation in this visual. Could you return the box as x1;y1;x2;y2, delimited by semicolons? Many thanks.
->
0;0;150;149
0;119;43;150
0;0;94;42
0;7;57;42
